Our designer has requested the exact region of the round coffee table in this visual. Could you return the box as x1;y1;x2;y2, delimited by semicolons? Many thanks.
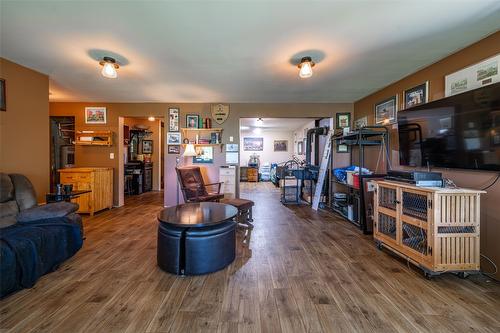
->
157;202;238;275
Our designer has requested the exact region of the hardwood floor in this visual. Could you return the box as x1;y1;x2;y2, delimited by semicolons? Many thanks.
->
1;182;499;332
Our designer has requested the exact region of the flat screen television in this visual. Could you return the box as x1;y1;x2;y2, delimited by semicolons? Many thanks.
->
398;82;500;171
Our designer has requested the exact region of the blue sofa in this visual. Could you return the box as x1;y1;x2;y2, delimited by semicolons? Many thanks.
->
0;173;83;298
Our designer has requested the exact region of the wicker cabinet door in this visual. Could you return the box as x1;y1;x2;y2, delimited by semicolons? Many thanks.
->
375;184;399;247
400;188;433;265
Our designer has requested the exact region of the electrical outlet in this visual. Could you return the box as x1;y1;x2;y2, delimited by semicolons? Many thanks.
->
109;153;115;159
229;136;234;142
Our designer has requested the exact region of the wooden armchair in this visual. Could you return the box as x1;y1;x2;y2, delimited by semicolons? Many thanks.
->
175;166;224;203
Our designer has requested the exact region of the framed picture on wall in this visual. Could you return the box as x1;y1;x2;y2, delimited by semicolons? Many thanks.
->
336;113;351;129
142;140;153;154
193;146;213;163
243;137;263;151
375;95;398;124
274;140;288;152
186;114;199;128
336;144;349;153
404;81;429;109
354;116;368;129
167;132;181;144
0;79;6;111
168;145;180;154
169;108;179;131
85;107;107;124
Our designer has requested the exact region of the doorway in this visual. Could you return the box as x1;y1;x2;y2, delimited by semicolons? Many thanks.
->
120;117;164;204
49;116;75;191
238;117;332;204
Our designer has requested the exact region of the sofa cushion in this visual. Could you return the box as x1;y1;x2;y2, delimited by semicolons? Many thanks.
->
0;173;14;203
0;201;19;228
9;174;37;211
16;202;79;223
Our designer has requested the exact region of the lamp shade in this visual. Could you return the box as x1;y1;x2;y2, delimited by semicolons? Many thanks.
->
183;144;197;157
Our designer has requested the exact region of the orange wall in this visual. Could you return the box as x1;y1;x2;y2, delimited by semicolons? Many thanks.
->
353;31;500;278
0;58;49;202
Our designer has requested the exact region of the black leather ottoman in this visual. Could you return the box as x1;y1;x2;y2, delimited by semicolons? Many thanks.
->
157;202;238;275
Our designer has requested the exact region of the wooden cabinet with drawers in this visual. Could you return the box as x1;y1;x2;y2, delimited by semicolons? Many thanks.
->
59;167;113;215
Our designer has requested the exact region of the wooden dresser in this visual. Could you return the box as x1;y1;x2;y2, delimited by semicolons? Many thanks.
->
59;167;113;215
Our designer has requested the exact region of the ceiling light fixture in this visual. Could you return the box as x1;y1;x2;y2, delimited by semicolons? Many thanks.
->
298;56;315;78
148;116;155;121
99;56;119;79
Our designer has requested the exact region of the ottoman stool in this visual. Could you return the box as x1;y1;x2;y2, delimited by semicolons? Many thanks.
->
220;198;254;229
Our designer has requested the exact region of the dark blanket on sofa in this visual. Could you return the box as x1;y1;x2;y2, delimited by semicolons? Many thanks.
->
0;217;83;298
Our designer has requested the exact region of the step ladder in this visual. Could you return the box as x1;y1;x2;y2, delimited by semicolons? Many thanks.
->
312;130;334;210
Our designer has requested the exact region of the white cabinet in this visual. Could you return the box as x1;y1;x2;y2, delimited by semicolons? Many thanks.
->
220;166;237;198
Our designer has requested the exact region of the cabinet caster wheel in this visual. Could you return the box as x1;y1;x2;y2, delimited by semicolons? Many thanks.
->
457;272;468;279
376;242;383;250
423;272;433;280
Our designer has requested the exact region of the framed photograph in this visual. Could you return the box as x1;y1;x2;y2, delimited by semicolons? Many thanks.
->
297;141;304;155
167;132;181;145
168;145;180;154
404;81;429;109
226;144;239;152
375;95;398;125
243;137;263;151
142;140;153;154
186;114;199;128
193;146;213;163
274;140;288;152
336;144;349;153
336;113;351;129
445;54;500;97
0;79;6;111
169;108;179;131
354;116;368;129
85;107;107;124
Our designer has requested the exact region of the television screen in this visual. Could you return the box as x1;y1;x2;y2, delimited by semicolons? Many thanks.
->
398;82;500;171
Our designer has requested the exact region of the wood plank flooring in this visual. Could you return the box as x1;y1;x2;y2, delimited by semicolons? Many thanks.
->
1;182;499;332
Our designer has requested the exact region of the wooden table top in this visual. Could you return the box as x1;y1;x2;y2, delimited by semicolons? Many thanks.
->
158;202;238;227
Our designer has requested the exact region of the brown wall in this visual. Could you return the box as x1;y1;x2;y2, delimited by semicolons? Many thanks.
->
353;31;500;278
0;58;49;202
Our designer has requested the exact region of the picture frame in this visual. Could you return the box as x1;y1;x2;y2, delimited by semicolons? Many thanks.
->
404;81;429;109
85;107;107;124
167;132;181;145
336;144;349;153
193;146;213;163
0;79;6;111
168;145;180;154
445;54;500;97
142;140;153;154
375;95;398;124
336;112;351;129
273;140;288;152
186;114;199;129
354;116;368;130
169;108;179;132
243;137;263;151
226;144;239;152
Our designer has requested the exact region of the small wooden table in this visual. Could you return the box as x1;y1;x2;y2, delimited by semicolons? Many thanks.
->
46;190;92;203
157;202;238;275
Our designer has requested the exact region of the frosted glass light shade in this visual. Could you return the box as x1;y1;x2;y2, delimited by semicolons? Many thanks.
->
101;62;118;78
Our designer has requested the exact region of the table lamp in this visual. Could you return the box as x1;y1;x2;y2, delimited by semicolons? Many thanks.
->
176;144;198;205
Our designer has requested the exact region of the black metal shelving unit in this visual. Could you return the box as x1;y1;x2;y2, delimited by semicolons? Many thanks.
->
329;126;390;233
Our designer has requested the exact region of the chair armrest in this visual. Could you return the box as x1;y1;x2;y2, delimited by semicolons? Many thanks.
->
204;182;223;194
17;202;79;223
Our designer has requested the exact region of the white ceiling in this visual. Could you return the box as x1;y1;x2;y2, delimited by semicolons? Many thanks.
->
1;1;499;103
240;118;314;132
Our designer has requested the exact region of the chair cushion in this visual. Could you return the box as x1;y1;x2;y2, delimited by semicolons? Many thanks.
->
0;173;14;203
220;198;255;210
17;202;79;223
